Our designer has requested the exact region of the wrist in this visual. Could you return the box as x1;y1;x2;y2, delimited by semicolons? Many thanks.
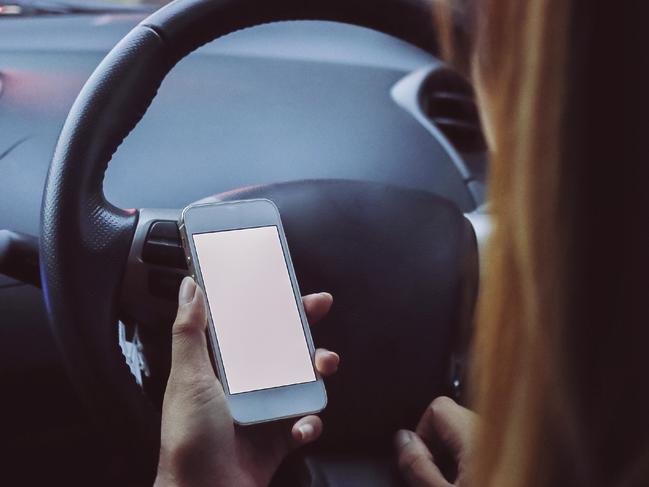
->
153;451;179;487
154;448;249;487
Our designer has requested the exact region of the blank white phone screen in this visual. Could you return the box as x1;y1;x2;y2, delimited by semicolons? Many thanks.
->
192;226;316;394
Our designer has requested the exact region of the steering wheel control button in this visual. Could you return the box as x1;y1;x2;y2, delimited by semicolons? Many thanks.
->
148;220;181;240
142;220;187;269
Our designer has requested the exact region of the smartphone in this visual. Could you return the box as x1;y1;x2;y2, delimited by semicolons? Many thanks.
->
178;199;327;425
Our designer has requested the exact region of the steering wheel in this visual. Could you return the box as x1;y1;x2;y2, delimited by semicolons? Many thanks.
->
40;0;477;483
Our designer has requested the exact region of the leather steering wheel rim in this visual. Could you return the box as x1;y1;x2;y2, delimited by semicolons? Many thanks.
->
40;0;440;479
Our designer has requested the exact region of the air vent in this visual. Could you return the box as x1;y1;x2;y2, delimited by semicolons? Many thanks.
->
419;69;486;153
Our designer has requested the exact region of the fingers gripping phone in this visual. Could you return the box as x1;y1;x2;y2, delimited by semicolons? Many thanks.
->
179;199;327;425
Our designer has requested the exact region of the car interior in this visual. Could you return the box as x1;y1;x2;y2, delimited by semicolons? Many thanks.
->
0;0;489;485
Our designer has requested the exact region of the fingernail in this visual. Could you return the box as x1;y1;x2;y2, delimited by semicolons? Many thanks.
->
395;430;412;449
329;351;340;369
319;292;333;300
298;423;315;441
178;276;196;305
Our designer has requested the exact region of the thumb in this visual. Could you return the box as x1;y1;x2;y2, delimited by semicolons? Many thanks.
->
395;430;452;487
415;396;476;461
169;277;213;383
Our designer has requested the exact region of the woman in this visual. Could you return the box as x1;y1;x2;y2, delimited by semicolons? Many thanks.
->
154;0;649;485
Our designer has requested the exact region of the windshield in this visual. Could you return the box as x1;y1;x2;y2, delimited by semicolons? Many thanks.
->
0;0;171;16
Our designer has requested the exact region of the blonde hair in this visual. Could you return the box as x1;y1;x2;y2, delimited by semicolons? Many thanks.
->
435;1;649;485
470;1;572;485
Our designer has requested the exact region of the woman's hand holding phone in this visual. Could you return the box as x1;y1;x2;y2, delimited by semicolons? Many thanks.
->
154;277;340;487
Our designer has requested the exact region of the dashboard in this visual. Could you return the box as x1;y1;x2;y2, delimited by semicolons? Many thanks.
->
0;12;485;483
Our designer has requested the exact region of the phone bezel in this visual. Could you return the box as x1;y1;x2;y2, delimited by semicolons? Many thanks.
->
179;199;327;425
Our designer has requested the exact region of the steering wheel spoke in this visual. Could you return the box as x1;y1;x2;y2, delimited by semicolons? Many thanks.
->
120;209;187;328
